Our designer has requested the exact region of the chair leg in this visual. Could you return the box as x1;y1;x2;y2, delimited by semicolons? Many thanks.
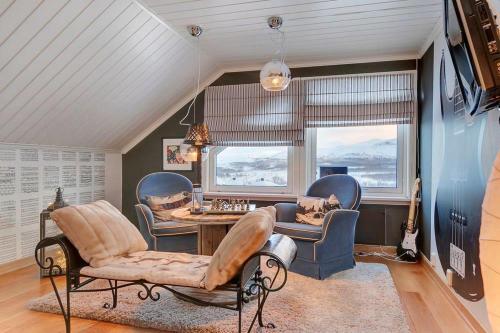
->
237;290;243;333
103;280;118;309
65;282;71;333
48;271;70;333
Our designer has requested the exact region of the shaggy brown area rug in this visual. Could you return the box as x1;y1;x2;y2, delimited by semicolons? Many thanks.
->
28;262;410;332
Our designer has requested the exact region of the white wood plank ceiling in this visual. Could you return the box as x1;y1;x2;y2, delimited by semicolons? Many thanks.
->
0;0;216;150
0;0;441;150
144;0;442;65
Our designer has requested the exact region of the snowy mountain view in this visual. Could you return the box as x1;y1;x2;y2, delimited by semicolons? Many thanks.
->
317;138;398;188
215;126;398;189
216;147;288;187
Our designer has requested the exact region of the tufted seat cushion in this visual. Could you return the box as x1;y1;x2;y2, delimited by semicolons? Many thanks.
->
81;251;210;288
152;220;198;236
274;222;322;241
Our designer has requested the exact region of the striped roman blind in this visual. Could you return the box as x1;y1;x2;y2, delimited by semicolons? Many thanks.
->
303;72;416;127
204;80;304;146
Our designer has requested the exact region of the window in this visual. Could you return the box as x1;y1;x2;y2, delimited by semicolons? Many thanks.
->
309;124;414;198
315;125;398;187
207;146;296;194
206;124;414;200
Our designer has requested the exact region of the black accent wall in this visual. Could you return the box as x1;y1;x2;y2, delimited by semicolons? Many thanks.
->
122;93;204;224
418;44;434;258
122;60;417;246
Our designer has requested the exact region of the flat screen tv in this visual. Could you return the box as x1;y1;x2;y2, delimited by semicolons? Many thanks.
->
445;0;500;114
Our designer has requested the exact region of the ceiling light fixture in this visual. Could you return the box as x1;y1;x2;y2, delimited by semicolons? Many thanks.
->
180;25;211;164
260;16;291;92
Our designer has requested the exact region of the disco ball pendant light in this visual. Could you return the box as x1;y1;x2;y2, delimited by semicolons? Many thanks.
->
260;16;291;92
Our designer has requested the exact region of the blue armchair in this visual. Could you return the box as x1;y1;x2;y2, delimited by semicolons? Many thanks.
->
134;172;197;253
274;175;361;279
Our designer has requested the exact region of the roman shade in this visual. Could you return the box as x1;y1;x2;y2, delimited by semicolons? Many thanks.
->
303;72;416;127
204;80;304;146
204;71;416;147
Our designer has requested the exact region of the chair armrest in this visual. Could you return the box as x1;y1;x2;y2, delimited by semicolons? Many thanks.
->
35;234;86;275
320;209;359;237
240;234;297;291
135;204;158;249
315;209;360;262
274;203;297;222
135;204;155;232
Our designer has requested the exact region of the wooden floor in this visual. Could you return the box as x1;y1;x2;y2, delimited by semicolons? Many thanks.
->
0;255;477;333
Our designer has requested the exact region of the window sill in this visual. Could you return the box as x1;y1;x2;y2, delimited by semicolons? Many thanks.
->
204;192;413;205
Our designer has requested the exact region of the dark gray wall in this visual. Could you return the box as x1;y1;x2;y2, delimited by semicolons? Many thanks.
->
418;44;434;258
122;60;417;246
122;93;204;225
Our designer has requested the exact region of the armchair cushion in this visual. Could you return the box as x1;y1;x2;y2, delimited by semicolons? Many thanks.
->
203;206;276;291
274;222;322;241
146;191;191;222
275;202;297;223
152;221;198;236
51;200;148;268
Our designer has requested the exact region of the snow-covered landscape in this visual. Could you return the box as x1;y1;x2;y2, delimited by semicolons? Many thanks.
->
317;138;398;188
215;126;398;188
216;147;288;187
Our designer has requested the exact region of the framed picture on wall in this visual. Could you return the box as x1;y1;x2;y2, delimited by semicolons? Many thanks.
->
162;139;192;171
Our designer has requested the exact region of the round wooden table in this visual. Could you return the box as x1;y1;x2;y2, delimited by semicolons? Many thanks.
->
170;207;242;256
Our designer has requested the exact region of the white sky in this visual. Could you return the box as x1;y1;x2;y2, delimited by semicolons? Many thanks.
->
317;125;397;148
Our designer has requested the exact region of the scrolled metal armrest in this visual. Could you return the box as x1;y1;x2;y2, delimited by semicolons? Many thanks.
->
254;234;297;270
35;234;86;274
240;234;297;293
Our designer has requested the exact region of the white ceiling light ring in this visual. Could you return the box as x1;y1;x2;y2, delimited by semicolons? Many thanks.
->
260;16;291;92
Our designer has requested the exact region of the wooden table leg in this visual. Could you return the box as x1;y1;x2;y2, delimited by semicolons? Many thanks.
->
199;225;229;256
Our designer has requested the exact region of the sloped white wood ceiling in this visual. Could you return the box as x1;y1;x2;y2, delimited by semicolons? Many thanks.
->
143;0;442;66
0;0;216;150
0;0;441;150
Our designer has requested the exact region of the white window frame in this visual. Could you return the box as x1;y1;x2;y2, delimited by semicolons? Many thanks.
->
205;146;300;195
203;124;415;201
305;124;416;200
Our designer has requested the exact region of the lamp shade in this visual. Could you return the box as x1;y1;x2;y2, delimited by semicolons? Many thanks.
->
260;60;291;91
480;152;500;333
183;123;211;147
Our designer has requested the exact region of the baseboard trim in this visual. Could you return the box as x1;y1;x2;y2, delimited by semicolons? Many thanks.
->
354;244;397;256
421;255;487;333
0;256;35;275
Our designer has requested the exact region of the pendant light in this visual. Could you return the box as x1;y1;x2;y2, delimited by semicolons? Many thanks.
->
260;16;291;92
180;25;211;164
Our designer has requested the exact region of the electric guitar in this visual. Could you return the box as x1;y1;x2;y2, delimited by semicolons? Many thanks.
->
397;178;421;261
435;55;486;301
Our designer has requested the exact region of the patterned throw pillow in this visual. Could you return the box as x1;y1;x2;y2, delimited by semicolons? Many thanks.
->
146;191;191;222
295;194;342;226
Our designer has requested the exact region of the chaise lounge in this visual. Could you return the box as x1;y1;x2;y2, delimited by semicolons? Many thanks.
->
35;201;297;333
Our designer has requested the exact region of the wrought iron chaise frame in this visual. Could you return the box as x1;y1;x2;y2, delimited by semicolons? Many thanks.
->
35;233;296;333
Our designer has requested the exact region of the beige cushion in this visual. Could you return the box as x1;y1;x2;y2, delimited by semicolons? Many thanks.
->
203;206;276;291
51;200;148;268
146;192;191;222
81;251;210;288
296;194;342;226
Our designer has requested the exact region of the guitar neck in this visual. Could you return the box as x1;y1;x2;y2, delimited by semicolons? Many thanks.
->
407;179;420;232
